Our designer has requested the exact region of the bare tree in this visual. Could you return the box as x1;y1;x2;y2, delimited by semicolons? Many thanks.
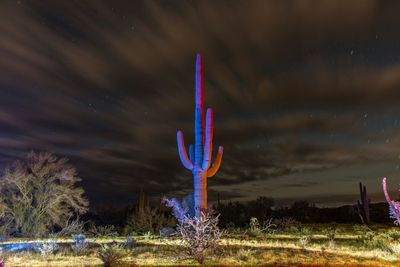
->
0;151;89;237
177;210;222;264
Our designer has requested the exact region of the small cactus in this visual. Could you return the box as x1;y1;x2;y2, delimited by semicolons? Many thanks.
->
357;182;370;224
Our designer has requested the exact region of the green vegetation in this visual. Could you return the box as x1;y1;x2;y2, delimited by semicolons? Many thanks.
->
2;224;400;266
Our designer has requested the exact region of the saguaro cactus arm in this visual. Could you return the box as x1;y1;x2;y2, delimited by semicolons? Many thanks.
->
202;108;213;170
383;178;396;209
383;177;400;225
207;146;224;177
177;131;194;170
383;178;394;206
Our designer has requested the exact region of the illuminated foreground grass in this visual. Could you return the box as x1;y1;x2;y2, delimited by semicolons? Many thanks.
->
3;225;400;266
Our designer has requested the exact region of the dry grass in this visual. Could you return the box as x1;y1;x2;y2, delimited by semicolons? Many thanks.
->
2;224;400;266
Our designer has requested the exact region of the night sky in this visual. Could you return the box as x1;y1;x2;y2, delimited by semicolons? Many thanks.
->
1;0;400;208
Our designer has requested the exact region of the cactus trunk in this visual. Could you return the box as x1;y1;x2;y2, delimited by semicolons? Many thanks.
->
177;54;224;217
194;170;207;210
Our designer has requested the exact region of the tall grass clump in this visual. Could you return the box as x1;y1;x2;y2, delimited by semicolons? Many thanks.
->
71;234;89;255
98;243;127;267
247;217;276;237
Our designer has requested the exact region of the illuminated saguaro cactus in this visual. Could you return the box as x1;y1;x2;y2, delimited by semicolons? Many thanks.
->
177;54;223;217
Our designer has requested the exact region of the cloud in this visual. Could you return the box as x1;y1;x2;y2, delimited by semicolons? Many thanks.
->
0;0;399;206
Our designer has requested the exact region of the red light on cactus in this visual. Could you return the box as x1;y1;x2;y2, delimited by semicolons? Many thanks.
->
176;54;223;217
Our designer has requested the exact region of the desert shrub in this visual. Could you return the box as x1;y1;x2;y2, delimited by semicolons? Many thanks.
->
88;224;118;238
385;228;400;241
98;243;127;267
360;231;388;251
36;239;59;257
71;234;88;255
298;235;311;248
0;209;11;241
273;217;301;229
57;216;86;237
273;218;301;234
0;151;89;237
124;205;175;234
389;243;400;255
0;248;8;267
247;197;275;221
298;227;313;249
324;225;338;248
141;231;155;240
177;211;222;264
236;248;255;261
299;226;312;235
360;229;400;253
159;227;176;237
125;234;136;250
325;226;337;241
357;230;374;245
227;227;245;235
327;239;336;249
283;225;300;233
247;217;276;237
249;217;261;234
353;224;372;234
224;222;246;236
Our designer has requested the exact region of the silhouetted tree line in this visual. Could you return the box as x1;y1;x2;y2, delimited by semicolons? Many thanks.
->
86;196;393;231
214;197;392;227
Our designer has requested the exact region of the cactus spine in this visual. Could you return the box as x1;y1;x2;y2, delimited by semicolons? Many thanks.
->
357;182;370;224
177;54;223;217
